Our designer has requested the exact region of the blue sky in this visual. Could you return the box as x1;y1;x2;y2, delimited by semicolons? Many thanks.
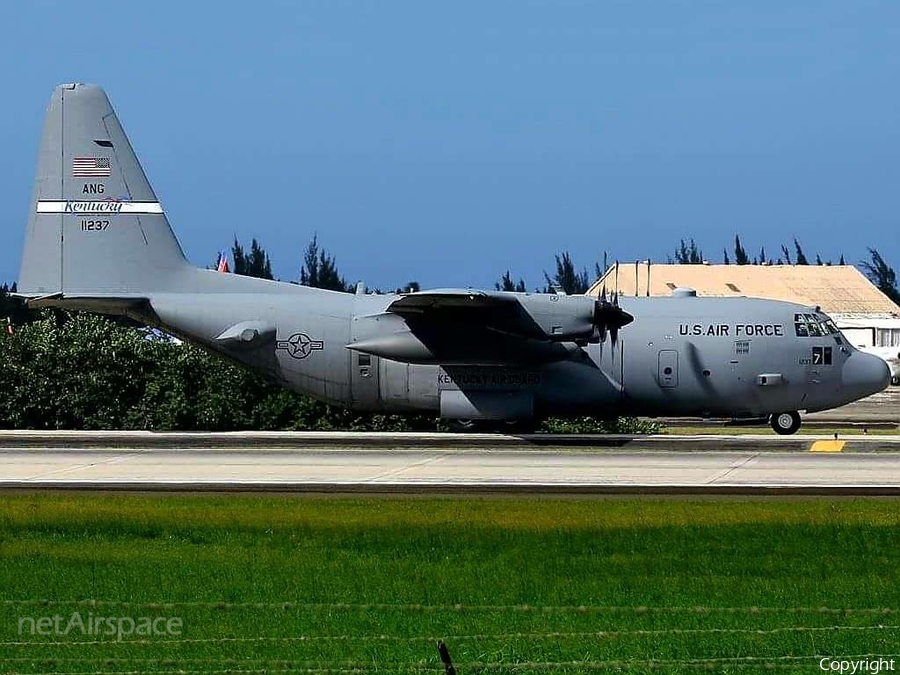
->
2;1;898;291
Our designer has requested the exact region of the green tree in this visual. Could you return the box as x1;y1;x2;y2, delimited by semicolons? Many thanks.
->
780;244;792;265
754;247;769;265
794;238;809;265
860;248;900;306
0;283;30;329
674;239;703;264
496;270;527;292
544;252;590;294
299;235;348;292
733;236;750;265
232;237;273;279
0;313;159;429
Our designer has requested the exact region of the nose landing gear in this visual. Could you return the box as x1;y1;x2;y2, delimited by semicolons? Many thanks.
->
770;411;802;435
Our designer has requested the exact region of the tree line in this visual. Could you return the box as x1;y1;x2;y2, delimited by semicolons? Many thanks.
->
671;235;846;267
669;235;898;306
215;232;900;304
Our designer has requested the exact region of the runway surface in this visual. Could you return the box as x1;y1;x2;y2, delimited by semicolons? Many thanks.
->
3;431;900;494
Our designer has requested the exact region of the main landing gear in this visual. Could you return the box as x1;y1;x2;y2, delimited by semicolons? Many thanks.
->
770;411;802;435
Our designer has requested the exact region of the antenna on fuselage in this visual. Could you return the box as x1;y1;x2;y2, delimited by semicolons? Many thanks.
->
647;259;651;297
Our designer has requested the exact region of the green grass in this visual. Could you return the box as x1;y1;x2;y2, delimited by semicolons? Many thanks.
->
2;495;900;673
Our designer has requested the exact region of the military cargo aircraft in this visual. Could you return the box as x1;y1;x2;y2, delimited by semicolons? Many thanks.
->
15;84;891;434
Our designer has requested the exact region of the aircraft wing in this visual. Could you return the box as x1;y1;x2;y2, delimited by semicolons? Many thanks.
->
385;289;543;340
385;288;630;341
353;289;631;365
386;289;520;315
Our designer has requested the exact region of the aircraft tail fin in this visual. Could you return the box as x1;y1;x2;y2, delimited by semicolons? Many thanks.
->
18;83;189;297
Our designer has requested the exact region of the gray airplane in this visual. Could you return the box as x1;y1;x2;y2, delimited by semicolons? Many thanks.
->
15;84;892;434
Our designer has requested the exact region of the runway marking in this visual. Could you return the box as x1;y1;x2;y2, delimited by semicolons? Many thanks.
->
365;452;451;482
704;453;759;483
810;440;846;453
20;451;142;481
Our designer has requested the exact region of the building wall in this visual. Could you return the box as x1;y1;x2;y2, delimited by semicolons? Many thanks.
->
833;322;900;349
878;327;900;347
839;326;875;349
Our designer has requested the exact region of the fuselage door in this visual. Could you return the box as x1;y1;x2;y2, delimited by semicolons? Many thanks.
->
658;350;679;388
351;351;380;408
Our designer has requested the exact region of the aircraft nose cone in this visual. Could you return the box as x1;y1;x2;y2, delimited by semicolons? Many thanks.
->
842;351;891;400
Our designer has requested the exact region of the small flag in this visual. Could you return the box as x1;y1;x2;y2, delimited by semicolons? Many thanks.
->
72;157;112;177
5;318;13;336
216;251;230;273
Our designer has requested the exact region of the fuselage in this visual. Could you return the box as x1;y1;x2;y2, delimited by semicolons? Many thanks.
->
137;273;890;423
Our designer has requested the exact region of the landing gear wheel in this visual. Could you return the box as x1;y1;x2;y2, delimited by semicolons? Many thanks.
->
770;411;801;435
892;375;900;387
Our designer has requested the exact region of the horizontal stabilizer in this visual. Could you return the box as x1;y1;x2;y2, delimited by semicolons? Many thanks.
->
23;293;148;310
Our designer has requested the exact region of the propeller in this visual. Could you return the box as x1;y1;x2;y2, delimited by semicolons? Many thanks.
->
592;284;633;346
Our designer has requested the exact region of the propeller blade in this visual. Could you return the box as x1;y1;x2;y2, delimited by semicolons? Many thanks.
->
591;295;633;344
593;302;633;330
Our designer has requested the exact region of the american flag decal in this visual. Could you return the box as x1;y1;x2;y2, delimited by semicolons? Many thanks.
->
72;157;112;177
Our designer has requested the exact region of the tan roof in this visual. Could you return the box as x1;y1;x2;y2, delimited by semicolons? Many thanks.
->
587;263;900;316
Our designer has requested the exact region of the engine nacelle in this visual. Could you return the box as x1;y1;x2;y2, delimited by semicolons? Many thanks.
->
514;294;596;341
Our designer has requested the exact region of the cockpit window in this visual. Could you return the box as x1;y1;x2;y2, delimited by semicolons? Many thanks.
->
794;312;843;340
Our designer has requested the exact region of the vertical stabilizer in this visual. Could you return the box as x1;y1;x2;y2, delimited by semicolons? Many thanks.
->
18;84;189;296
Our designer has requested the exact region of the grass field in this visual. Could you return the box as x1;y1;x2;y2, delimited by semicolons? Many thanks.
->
2;495;900;674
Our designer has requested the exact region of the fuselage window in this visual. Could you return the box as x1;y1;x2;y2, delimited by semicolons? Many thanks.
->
802;314;820;336
794;314;842;339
